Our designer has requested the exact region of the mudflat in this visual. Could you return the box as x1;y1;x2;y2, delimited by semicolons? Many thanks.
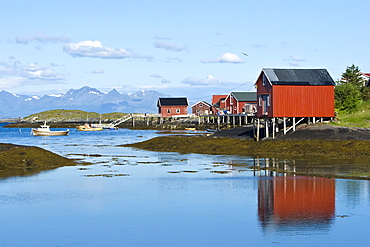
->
0;143;78;178
124;124;370;179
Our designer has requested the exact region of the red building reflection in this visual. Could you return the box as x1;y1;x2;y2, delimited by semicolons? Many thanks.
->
258;176;335;229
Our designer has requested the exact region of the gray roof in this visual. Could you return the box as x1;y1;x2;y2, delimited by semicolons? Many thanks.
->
230;92;257;102
263;68;335;86
157;97;188;106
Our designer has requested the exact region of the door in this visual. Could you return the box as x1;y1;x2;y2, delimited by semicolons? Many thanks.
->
261;94;270;115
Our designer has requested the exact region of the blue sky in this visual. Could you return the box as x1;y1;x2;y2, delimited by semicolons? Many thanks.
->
1;0;369;102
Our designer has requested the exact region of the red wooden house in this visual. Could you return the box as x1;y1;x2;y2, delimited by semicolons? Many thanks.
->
211;95;227;114
255;68;335;118
157;97;189;117
224;92;257;114
191;101;212;116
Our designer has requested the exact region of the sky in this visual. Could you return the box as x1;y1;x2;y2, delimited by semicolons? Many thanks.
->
1;0;370;103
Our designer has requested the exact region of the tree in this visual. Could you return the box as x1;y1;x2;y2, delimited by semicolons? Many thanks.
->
340;64;366;87
335;82;362;113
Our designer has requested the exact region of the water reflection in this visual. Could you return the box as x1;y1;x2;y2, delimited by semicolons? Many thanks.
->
258;174;335;233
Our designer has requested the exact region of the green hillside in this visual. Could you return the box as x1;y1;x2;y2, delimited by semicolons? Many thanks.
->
23;109;128;122
333;101;370;128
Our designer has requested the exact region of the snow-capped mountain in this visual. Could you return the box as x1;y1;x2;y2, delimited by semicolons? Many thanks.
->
0;86;167;118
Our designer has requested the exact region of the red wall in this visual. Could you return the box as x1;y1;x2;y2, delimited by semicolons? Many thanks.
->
256;76;335;118
272;85;335;117
159;106;188;117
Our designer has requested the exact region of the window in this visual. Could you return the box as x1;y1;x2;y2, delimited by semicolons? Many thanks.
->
167;109;171;113
259;96;262;106
176;109;180;113
262;74;266;86
267;95;270;106
199;104;203;107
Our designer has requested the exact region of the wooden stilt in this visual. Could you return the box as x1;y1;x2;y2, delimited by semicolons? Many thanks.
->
283;117;287;135
272;118;276;139
265;117;269;138
293;117;296;131
257;118;260;141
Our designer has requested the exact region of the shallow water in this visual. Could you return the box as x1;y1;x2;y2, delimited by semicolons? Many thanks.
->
1;124;370;246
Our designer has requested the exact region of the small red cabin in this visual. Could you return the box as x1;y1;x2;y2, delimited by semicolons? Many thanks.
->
255;68;335;118
191;101;212;116
157;97;188;117
224;92;257;114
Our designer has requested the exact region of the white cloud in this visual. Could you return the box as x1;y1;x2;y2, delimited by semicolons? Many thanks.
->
161;79;170;84
154;41;187;52
92;69;105;74
283;56;306;67
64;40;153;60
64;40;130;59
16;33;70;44
288;56;305;62
150;73;163;78
0;60;65;89
181;75;229;86
201;53;244;64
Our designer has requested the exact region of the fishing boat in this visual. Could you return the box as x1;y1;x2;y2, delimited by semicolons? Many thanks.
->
77;123;103;131
185;127;196;131
31;122;69;136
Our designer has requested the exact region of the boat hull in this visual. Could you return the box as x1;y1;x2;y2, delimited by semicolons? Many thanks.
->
77;126;103;131
32;129;69;136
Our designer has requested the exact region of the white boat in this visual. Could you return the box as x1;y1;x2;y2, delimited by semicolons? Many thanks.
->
31;122;69;136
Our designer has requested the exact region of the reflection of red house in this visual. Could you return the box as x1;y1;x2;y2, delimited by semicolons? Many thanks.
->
157;98;188;117
258;176;335;226
255;68;335;118
224;92;257;114
211;95;227;114
191;101;211;116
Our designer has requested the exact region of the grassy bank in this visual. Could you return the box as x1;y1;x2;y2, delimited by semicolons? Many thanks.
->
0;143;79;178
332;101;370;128
123;135;370;180
123;135;370;158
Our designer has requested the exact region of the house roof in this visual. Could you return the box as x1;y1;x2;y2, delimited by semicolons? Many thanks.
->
262;68;335;86
211;95;227;104
157;97;188;107
191;101;211;108
229;92;257;102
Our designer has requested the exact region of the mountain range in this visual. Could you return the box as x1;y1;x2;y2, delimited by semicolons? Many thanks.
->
0;86;168;118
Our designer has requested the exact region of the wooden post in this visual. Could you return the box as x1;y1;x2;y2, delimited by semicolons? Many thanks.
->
257;118;260;141
239;115;242;126
283;117;287;135
252;117;256;139
272;118;276;139
293;117;296;132
132;117;135;127
265;117;269;138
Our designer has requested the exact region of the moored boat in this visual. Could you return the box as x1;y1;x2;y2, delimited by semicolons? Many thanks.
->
77;123;103;131
31;122;69;136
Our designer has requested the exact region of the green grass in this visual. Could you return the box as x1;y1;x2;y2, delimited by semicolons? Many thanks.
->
333;101;370;128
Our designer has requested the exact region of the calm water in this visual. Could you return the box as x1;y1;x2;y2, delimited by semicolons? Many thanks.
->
1;123;370;247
